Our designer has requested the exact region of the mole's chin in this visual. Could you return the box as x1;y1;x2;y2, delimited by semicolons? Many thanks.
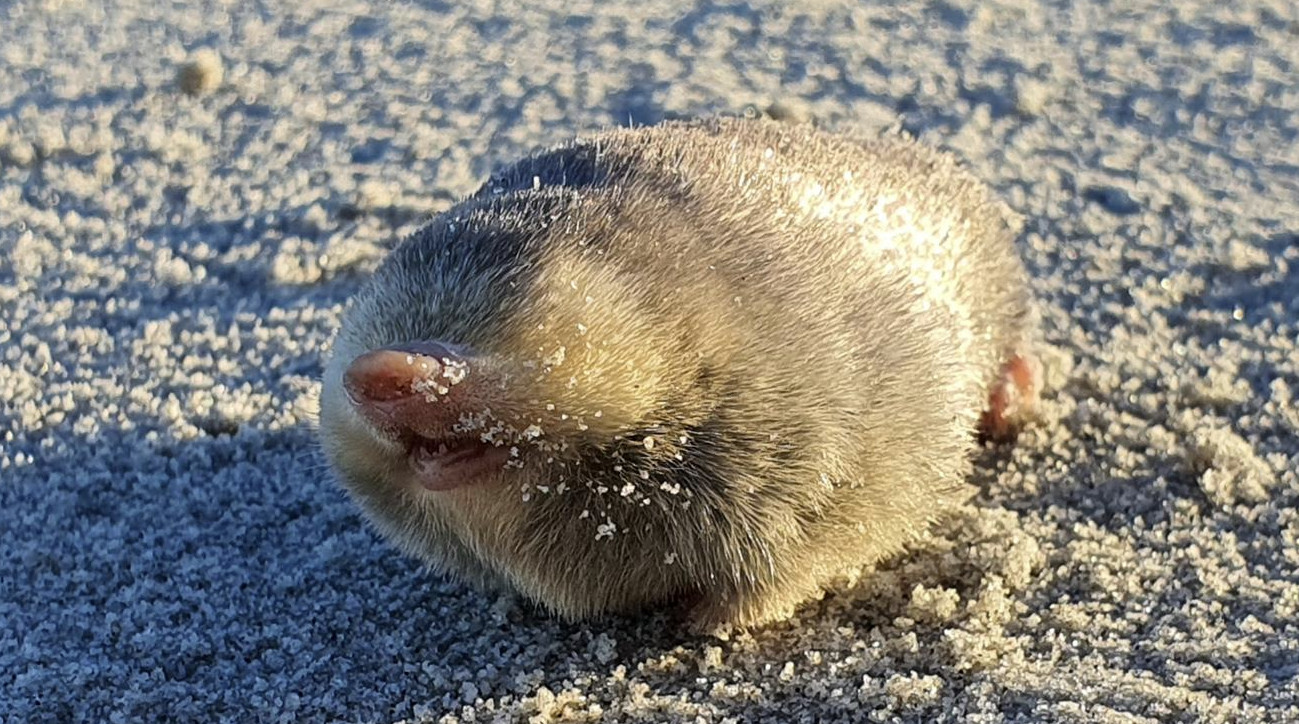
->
406;435;513;491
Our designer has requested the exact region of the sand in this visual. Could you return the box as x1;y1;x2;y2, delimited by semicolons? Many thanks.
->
2;0;1297;722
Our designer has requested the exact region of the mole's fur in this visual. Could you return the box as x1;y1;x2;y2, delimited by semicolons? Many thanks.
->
317;117;1038;628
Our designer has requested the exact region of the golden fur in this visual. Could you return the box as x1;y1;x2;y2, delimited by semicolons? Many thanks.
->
317;117;1035;628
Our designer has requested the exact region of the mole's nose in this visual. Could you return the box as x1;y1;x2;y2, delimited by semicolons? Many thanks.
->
343;341;466;405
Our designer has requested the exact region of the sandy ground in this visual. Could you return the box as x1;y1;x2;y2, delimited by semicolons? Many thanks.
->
2;0;1298;722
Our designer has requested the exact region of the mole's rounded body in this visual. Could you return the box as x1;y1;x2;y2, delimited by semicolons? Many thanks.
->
318;117;1038;627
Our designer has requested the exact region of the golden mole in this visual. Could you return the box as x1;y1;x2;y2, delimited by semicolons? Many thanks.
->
317;116;1040;628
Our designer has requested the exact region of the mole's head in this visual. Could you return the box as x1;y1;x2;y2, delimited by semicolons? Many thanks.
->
317;196;762;619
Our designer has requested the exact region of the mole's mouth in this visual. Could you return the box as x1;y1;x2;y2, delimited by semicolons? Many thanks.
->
405;434;513;491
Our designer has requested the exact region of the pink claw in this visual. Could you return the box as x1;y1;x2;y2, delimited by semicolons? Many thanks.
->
981;353;1041;442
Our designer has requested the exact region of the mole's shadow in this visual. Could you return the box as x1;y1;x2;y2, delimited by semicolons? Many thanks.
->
3;416;724;721
4;419;1046;722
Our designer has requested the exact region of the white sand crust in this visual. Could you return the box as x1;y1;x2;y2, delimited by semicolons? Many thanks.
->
1;1;1296;722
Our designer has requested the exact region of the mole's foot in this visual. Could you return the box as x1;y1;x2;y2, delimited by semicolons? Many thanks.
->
980;353;1042;442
